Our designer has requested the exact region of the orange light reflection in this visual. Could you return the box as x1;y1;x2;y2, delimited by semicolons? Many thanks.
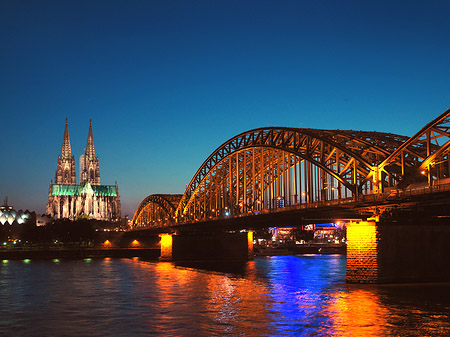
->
328;287;390;336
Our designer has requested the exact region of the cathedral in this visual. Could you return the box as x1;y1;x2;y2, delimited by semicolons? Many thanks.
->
46;119;121;221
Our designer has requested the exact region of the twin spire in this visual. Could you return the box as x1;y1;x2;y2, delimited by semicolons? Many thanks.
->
56;119;100;185
60;119;96;159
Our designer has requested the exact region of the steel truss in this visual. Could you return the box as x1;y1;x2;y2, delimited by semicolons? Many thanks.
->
175;127;408;222
379;108;450;188
133;108;450;227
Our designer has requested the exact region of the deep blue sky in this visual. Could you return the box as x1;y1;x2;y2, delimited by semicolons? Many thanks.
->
1;0;450;216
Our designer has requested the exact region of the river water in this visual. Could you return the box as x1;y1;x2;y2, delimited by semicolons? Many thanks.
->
1;255;449;336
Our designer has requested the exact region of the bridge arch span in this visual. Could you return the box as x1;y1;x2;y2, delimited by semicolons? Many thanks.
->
132;194;182;229
175;127;408;221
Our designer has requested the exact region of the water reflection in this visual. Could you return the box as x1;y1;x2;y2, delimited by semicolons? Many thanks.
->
329;287;391;336
0;256;449;336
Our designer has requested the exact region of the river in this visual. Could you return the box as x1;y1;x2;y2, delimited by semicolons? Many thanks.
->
1;255;449;336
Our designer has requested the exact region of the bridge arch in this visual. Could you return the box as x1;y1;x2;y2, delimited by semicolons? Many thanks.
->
379;108;450;188
132;194;182;229
175;127;408;222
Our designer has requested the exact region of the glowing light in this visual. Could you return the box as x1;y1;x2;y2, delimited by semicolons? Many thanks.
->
84;258;92;262
346;221;378;283
2;260;8;264
247;231;254;258
160;234;173;260
52;184;117;196
131;239;140;247
53;259;60;263
329;288;390;336
23;259;31;264
225;212;229;216
103;240;112;248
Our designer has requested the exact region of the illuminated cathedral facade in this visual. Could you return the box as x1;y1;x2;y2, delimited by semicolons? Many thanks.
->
46;119;121;220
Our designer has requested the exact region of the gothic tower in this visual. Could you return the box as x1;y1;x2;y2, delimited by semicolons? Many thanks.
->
54;118;76;185
47;118;120;220
80;120;100;185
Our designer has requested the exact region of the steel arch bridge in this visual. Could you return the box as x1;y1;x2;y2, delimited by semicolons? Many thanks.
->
133;108;450;229
132;194;182;229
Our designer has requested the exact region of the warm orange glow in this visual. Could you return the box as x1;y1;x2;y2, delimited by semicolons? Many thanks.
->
329;288;390;335
346;221;378;283
247;231;254;259
103;240;112;248
148;259;271;334
131;239;140;247
160;234;173;260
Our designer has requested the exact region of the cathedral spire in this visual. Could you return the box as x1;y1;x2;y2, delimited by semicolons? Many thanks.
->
55;118;76;185
61;117;72;159
85;119;96;158
80;119;100;185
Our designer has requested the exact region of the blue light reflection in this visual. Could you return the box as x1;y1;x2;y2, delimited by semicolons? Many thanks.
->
254;255;346;336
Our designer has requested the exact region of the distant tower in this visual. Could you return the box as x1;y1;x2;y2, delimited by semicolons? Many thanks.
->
80;120;100;185
54;118;76;185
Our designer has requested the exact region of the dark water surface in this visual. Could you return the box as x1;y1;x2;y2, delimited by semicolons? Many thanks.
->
1;255;450;336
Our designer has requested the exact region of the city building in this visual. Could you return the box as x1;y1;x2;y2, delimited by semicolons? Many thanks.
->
0;197;35;240
46;119;121;221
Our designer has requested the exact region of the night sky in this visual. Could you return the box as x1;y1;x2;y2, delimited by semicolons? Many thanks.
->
1;0;450;217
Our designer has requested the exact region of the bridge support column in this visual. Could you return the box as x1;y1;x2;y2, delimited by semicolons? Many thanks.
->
347;217;450;284
160;231;253;262
247;231;254;259
346;220;379;283
160;234;173;261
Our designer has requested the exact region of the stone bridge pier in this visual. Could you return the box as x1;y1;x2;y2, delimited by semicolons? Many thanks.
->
346;213;450;284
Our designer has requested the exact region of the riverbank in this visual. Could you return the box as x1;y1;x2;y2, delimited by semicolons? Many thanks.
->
255;243;346;256
0;248;160;260
0;243;346;260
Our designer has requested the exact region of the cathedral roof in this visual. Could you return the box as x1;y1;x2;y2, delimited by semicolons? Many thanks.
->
51;184;117;197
